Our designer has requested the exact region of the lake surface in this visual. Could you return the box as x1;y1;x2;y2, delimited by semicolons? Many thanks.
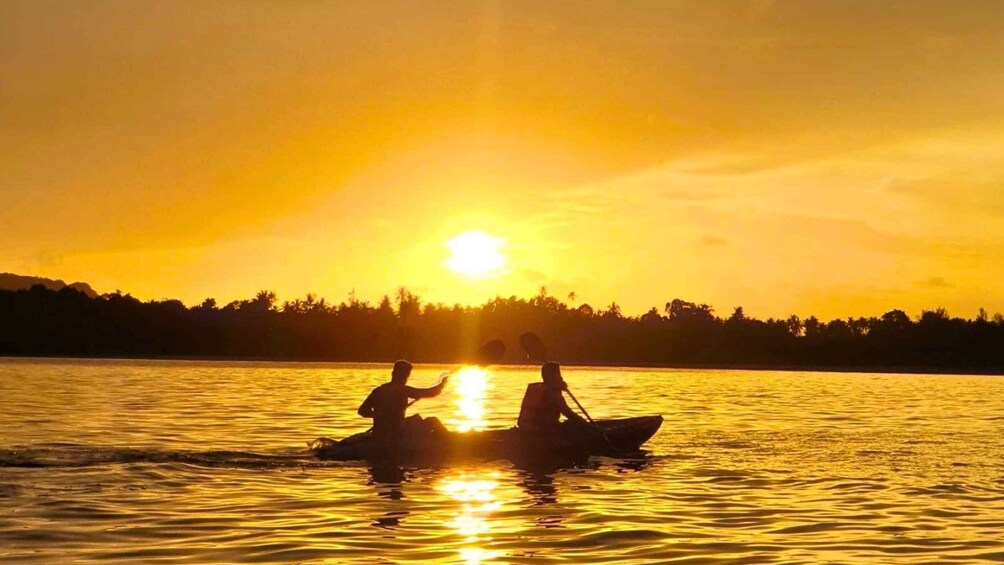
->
2;358;1003;563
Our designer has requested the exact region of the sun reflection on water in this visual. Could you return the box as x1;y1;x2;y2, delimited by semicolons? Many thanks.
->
449;367;490;432
440;368;504;562
439;472;504;564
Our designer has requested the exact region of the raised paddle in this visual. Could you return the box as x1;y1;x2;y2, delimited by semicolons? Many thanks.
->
518;331;548;364
518;332;616;451
470;338;506;367
407;339;506;406
320;341;507;444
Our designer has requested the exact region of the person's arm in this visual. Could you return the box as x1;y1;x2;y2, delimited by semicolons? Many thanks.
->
406;376;449;399
557;391;586;423
358;390;376;418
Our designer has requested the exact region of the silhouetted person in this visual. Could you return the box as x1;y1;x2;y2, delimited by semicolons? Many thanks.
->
358;360;448;441
517;362;587;433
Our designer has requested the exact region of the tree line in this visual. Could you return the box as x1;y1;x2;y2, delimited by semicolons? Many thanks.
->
2;284;1003;373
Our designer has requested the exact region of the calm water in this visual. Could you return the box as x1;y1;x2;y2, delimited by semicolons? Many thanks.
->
2;359;1003;564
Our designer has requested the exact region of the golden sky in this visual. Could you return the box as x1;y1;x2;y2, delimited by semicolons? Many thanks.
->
3;1;1003;318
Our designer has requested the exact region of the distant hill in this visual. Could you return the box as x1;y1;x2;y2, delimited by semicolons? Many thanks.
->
0;273;98;298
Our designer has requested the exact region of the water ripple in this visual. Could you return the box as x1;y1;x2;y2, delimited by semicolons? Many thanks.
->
1;360;1003;563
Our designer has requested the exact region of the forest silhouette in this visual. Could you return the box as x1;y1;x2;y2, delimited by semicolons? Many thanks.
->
2;285;1003;373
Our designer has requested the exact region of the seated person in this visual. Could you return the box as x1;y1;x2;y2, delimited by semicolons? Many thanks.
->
517;362;587;433
358;360;448;440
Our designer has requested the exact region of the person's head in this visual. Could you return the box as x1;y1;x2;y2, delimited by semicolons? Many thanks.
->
541;362;563;388
391;360;413;384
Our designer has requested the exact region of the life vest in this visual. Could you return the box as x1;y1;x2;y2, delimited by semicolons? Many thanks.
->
517;382;560;431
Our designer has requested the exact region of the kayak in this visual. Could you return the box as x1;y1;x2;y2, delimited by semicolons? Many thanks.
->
309;415;663;462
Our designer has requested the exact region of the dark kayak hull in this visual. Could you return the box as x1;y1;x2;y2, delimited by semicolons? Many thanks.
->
310;415;663;462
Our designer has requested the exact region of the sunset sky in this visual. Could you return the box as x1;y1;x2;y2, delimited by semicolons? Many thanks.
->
3;1;1003;319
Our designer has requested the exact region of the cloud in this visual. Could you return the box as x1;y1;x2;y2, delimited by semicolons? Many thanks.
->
889;170;1004;215
922;276;952;288
514;267;547;284
23;248;64;269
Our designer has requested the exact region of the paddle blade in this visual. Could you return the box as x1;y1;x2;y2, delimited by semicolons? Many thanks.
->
472;339;506;366
518;332;548;362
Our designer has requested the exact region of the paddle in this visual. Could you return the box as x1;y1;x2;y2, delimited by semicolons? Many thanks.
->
518;332;616;450
407;338;506;406
470;338;507;367
313;341;507;447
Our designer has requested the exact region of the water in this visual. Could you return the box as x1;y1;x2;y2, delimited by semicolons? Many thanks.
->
2;358;1003;564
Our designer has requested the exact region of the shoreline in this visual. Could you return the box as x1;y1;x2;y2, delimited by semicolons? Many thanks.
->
2;353;1001;377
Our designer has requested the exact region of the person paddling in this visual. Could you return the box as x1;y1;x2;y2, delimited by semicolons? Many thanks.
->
517;362;587;433
358;360;448;441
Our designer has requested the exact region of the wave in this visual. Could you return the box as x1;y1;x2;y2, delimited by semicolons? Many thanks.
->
0;444;329;470
1;443;666;472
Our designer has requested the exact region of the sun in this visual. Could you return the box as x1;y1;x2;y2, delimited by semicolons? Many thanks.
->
445;231;506;279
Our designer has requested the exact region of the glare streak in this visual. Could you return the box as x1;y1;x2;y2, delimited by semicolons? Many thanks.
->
440;472;504;564
449;367;490;432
